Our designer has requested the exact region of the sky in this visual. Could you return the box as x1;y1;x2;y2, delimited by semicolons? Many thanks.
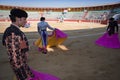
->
0;0;120;8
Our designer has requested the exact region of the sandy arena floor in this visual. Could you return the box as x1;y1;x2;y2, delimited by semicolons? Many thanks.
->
0;21;120;80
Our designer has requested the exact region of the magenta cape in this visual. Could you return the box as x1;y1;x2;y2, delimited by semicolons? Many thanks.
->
28;69;60;80
34;28;67;48
13;69;60;80
95;32;120;48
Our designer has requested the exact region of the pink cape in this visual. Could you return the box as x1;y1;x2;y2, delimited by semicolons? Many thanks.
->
28;69;60;80
34;28;67;49
13;69;60;80
95;32;120;48
53;28;67;38
48;28;67;38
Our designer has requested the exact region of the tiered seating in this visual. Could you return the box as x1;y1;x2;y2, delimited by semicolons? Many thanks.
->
0;9;119;23
85;10;110;20
0;10;10;21
27;11;40;20
112;8;120;14
64;12;83;20
43;12;61;20
41;12;84;20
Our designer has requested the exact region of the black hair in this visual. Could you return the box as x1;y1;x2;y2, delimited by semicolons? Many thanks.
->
9;8;28;22
40;17;45;21
109;17;114;21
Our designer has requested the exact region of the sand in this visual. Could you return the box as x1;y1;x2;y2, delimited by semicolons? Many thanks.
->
0;21;120;80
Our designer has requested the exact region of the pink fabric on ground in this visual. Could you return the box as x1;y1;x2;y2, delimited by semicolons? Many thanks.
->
28;69;60;80
95;32;120;48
